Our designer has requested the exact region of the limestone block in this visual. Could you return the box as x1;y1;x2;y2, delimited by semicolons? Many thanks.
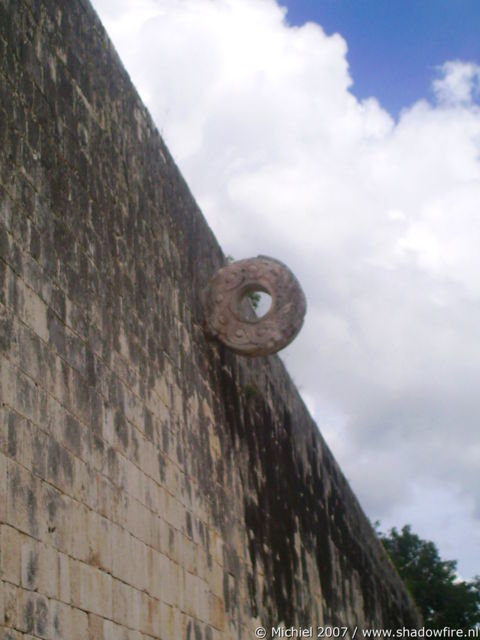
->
20;538;39;591
123;385;145;432
6;460;40;538
0;407;7;456
146;549;163;601
86;509;112;572
110;524;131;584
0;526;21;585
171;606;187;639
71;606;89;640
179;534;196;575
102;403;116;447
73;457;98;510
50;600;75;640
152;516;170;558
97;475;122;524
46;437;75;495
163;492;184;531
88;612;105;640
208;561;225;600
70;559;112;619
141;594;162;637
161;558;180;609
69;501;90;562
38;544;61;598
144;478;165;517
102;619;119;640
9;417;47;479
3;582;17;630
184;571;209;620
58;552;71;604
0;358;16;410
39;484;72;555
0;581;4;633
129;535;149;593
0;453;7;522
112;578;135;628
211;531;224;567
209;593;225;631
104;618;144;640
17;589;50;638
18;280;49;343
136;437;158;487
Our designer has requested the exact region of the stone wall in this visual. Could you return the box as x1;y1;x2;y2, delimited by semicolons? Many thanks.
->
0;0;420;638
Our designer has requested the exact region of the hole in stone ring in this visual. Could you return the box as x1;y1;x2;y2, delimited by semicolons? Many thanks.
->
249;291;272;318
236;285;273;321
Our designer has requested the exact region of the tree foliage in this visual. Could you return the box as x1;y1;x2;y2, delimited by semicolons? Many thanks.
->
379;525;480;630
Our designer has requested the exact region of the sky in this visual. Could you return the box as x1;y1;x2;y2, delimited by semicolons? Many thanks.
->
90;0;480;579
284;0;480;116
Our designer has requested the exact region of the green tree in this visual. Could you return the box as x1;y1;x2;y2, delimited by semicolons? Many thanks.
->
379;525;480;630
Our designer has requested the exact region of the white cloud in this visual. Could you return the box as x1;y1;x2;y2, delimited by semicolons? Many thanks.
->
433;61;480;106
91;0;480;578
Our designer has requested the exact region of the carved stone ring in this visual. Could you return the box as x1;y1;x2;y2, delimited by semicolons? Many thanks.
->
204;256;307;357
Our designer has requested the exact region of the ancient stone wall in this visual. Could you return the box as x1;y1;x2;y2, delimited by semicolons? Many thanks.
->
0;0;420;638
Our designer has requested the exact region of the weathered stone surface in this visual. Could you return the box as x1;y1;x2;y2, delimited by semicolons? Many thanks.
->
204;256;307;357
0;0;421;638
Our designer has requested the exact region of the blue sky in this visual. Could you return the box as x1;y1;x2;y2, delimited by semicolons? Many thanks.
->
283;0;480;115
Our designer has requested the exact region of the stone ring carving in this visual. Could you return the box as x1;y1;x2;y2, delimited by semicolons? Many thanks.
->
204;256;307;357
